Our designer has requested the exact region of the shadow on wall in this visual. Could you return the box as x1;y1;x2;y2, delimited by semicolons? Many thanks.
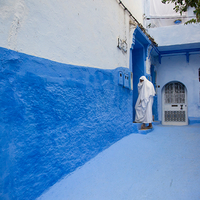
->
0;47;134;200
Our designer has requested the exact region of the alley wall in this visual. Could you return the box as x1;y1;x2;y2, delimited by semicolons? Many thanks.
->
156;54;200;121
0;1;146;199
0;47;135;200
0;0;144;70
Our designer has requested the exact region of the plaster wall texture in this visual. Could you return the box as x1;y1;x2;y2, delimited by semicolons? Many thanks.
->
0;0;144;70
0;47;136;200
155;54;200;121
148;23;200;46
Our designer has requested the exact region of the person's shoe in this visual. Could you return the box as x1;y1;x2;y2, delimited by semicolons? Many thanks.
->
140;124;146;130
147;125;153;129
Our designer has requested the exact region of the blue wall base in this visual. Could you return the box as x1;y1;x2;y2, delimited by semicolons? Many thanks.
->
189;117;200;125
0;47;134;200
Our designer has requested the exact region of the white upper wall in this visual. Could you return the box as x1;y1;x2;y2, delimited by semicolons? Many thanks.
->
148;23;200;46
0;0;144;69
124;0;144;24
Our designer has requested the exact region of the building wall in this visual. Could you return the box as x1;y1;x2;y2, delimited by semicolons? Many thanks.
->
0;47;137;200
0;0;144;70
155;54;200;121
0;1;147;199
148;24;200;123
148;24;200;46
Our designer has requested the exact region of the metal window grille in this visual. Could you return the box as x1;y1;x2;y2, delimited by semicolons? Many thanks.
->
165;111;185;122
165;82;185;104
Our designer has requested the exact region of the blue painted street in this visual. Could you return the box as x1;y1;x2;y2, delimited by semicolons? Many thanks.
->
38;123;200;200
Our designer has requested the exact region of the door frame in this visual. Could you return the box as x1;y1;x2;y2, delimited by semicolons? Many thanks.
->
130;26;152;121
162;81;188;125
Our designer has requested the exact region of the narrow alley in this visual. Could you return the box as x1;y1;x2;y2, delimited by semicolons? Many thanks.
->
38;123;200;200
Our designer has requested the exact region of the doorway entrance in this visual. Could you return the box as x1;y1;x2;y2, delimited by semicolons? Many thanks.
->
131;26;151;121
162;81;188;125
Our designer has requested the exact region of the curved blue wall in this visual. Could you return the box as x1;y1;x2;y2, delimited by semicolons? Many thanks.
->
0;47;136;200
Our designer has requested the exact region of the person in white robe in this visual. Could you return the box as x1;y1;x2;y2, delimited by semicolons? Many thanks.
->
135;76;155;129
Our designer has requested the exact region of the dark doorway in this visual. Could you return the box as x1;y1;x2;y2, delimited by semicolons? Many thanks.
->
132;43;145;121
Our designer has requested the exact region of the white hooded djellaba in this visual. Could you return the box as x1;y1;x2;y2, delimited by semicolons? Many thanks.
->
135;76;155;123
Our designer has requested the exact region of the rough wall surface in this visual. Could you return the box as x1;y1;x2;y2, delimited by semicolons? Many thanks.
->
0;47;136;200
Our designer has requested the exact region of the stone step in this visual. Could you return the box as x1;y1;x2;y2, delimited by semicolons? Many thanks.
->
133;121;161;135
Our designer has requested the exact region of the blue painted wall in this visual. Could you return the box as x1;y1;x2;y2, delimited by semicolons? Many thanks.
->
0;47;136;200
151;65;158;121
132;46;145;121
155;54;200;122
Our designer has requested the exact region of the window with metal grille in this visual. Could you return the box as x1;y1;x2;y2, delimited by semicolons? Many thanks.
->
165;82;185;104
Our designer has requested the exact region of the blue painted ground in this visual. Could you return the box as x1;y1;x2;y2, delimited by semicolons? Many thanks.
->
38;123;200;200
